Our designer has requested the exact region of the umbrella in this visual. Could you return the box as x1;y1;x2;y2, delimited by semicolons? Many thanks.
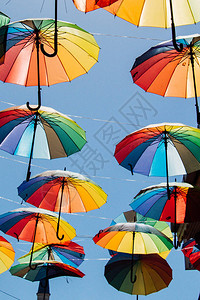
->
18;241;85;268
18;169;107;238
131;34;200;127
110;210;173;258
104;253;172;298
0;105;86;181
10;260;85;281
114;122;200;203
182;238;197;257
0;235;15;274
0;11;10;27
189;244;200;271
0;207;76;269
93;222;173;255
73;0;118;12
0;18;100;109
103;0;200;51
130;182;200;248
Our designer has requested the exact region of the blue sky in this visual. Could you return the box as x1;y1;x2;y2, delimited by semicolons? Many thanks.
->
0;0;199;299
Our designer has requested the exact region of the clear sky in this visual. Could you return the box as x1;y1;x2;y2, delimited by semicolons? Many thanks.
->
0;0;199;299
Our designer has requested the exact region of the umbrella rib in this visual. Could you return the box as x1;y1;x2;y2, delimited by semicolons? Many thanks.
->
186;0;196;24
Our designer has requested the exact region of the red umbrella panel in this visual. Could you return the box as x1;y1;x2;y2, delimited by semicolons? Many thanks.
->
189;244;200;271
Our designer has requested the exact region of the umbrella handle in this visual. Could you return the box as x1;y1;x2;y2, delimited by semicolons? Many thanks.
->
40;0;58;57
29;214;39;270
173;184;179;249
169;0;183;52
56;215;64;241
26;101;41;112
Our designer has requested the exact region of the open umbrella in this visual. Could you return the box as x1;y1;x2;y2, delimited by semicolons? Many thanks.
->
103;0;200;51
189;244;200;271
110;210;172;258
131;34;200;127
182;238;197;257
114;122;200;202
105;253;172;299
0;105;86;181
18;169;107;238
18;241;85;268
0;18;100;109
73;0;118;12
0;235;15;274
10;260;85;281
0;207;76;269
93;223;173;255
0;11;10;27
130;182;200;248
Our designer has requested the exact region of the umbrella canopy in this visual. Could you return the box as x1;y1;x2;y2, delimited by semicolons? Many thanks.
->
10;260;85;282
110;210;172;258
182;238;197;257
18;241;85;268
0;12;10;27
114;122;200;177
0;19;100;86
93;223;173;255
73;0;118;12
0;105;86;181
130;182;200;223
0;208;76;244
189;244;200;271
104;253;172;296
130;34;200;126
18;170;107;213
0;235;15;274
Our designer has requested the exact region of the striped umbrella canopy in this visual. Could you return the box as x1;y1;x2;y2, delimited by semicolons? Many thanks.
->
0;105;86;180
93;223;173;255
110;210;172;258
105;253;172;297
189;244;200;271
0;236;15;274
10;260;85;282
18;170;107;213
114;123;200;177
18;241;85;268
0;11;9;27
130;34;200;127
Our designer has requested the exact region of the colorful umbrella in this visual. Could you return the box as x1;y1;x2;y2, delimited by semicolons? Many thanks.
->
130;182;200;248
189;244;200;271
18;241;85;268
104;253;172;298
114;122;200;203
0;105;86;181
0;235;15;274
0;11;10;27
182;238;197;258
0;19;100;109
131;34;200;127
103;0;200;51
10;260;85;281
73;0;118;12
93;223;173;255
0;207;76;269
18;170;107;213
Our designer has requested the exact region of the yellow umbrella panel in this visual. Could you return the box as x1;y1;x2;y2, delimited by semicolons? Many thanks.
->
0;236;15;274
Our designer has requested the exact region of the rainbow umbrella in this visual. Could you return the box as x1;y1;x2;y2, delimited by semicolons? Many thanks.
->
18;241;85;268
0;208;76;269
0;105;86;181
131;34;200;127
0;19;100;109
105;253;172;299
130;182;200;248
93;223;173;255
0;235;15;274
110;210;172;258
103;0;200;51
10;260;85;281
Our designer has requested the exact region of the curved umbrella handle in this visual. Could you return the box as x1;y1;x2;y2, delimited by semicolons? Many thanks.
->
26;101;41;112
29;214;40;270
40;0;58;57
56;218;64;241
56;176;65;240
169;0;183;52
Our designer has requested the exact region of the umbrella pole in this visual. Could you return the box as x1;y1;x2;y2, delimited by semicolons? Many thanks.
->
29;213;39;270
40;0;58;57
169;0;183;52
130;231;137;284
164;130;170;200
173;184;179;249
56;177;65;241
189;44;200;128
26;112;38;181
27;30;41;111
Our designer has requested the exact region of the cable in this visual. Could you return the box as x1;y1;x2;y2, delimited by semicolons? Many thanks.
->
0;289;21;300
